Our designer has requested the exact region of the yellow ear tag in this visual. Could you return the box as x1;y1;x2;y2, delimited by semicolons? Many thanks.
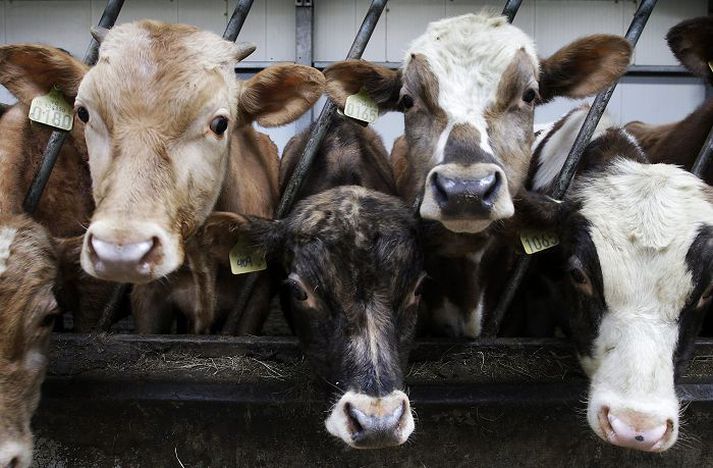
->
344;88;378;124
28;86;74;131
229;237;266;275
520;230;559;255
708;61;713;73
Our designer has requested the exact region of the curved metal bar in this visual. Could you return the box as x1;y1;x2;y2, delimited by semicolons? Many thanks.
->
224;0;256;42
691;125;713;178
484;0;659;337
501;0;523;23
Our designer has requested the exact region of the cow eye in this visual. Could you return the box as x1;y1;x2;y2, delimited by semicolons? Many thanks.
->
698;283;713;308
287;279;308;302
40;314;57;329
76;106;90;123
567;257;593;295
522;88;538;104
210;116;229;136
398;95;414;111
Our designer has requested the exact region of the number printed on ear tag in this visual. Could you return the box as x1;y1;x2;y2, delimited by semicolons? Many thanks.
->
520;230;560;255
344;88;378;124
229;237;267;275
28;86;74;131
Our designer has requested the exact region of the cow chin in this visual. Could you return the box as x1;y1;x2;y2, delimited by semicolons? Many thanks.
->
587;387;679;452
325;390;414;449
81;220;184;284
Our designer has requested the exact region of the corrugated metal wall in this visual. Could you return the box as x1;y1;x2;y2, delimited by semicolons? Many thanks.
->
0;0;708;153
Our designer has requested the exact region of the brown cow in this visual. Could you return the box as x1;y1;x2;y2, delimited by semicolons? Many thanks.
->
625;16;713;184
0;215;62;468
324;13;632;337
199;119;425;448
73;21;324;334
0;46;115;332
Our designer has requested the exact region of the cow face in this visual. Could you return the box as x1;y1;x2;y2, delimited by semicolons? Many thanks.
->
201;186;424;448
522;130;713;452
0;216;60;468
325;13;631;234
73;20;324;284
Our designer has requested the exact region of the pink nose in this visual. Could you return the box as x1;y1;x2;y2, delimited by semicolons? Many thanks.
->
602;409;671;451
88;234;158;280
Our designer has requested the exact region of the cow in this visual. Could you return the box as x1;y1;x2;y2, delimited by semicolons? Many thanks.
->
18;20;323;334
0;45;120;332
518;107;713;452
625;16;713;185
0;215;65;468
199;118;425;448
324;13;632;337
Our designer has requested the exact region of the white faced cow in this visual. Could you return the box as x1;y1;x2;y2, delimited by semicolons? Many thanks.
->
324;13;632;337
522;107;713;452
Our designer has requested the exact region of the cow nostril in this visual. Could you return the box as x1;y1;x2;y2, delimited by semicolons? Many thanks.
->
432;172;450;204
344;402;364;434
481;171;501;204
9;457;18;468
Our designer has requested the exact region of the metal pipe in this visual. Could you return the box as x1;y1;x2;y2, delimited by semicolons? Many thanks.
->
691;126;713;178
277;0;388;218
223;0;389;335
23;0;125;214
224;0;255;42
483;0;658;337
501;0;523;23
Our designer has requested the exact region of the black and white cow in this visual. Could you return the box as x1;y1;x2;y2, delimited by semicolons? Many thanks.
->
520;106;713;451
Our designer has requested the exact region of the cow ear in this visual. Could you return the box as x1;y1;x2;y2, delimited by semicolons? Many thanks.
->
198;212;284;262
666;17;713;84
0;44;88;105
512;191;563;232
324;60;402;112
538;35;632;103
238;64;325;127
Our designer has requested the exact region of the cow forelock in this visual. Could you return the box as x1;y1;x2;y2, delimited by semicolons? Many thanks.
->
404;13;537;163
570;160;713;451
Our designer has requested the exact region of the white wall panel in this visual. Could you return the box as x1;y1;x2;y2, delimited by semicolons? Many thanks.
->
385;0;446;62
7;1;91;57
446;0;535;37
314;0;356;62
256;121;297;157
264;0;295;61
534;0;626;57
372;111;405;155
177;0;228;35
356;0;387;61
634;0;707;66
619;77;706;124
236;0;268;61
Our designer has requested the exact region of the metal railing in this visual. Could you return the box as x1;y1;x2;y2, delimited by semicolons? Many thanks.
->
483;0;659;337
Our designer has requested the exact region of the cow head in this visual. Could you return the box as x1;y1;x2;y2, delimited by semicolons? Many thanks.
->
0;215;62;468
521;127;713;452
68;20;324;283
200;186;424;448
325;13;631;234
666;16;713;86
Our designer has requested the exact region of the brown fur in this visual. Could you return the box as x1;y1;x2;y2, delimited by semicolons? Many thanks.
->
0;45;117;332
0;214;59;467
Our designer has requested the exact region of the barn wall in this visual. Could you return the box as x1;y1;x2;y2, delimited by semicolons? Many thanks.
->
0;0;708;154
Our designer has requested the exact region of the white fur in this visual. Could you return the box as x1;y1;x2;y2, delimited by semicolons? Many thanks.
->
0;227;17;275
574;160;713;451
405;13;538;162
532;106;613;191
0;440;31;468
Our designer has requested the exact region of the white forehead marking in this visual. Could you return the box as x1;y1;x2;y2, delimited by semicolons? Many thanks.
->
404;13;538;157
576;160;713;320
0;227;17;275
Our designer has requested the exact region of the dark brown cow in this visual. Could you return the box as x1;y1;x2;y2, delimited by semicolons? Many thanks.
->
325;13;632;337
0;215;62;468
200;118;425;448
625;16;713;184
0;45;115;331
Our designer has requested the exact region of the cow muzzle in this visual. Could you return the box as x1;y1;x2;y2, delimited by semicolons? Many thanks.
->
0;439;31;468
325;390;414;449
420;163;514;233
81;220;182;284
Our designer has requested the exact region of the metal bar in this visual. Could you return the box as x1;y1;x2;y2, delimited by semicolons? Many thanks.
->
223;0;255;42
483;0;658;337
222;0;388;335
294;0;315;133
22;0;125;215
501;0;523;23
691;126;713;178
